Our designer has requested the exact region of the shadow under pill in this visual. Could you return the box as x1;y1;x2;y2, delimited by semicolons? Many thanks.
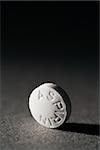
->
57;122;100;136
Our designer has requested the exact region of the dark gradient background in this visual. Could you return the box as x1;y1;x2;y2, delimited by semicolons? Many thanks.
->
1;1;99;150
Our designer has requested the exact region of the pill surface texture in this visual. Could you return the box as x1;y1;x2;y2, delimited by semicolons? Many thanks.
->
29;83;71;128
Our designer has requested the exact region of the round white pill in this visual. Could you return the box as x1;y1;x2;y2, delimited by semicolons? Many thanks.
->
29;83;71;128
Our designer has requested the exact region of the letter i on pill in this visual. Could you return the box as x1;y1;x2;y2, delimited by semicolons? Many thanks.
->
29;82;71;128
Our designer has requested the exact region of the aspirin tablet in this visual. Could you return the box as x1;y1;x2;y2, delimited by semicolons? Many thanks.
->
29;83;71;128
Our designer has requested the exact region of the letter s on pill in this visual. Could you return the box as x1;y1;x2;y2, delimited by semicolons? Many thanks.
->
29;82;71;128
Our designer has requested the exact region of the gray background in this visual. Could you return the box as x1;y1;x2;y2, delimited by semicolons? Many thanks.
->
1;1;100;150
